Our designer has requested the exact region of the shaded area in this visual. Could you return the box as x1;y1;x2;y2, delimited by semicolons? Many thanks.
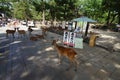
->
0;28;120;80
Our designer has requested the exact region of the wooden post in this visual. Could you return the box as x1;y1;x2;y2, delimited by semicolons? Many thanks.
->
85;22;89;37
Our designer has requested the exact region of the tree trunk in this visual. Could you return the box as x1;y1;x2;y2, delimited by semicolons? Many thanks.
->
110;14;117;24
118;12;120;24
106;10;111;25
85;22;89;37
42;10;45;25
64;4;66;20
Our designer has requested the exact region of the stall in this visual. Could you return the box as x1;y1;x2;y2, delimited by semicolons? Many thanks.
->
71;16;97;48
72;16;97;37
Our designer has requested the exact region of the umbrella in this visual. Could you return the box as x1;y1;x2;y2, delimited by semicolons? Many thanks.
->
73;16;96;23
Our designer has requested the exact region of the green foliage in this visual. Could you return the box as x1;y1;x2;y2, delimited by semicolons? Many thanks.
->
102;0;120;24
0;1;12;17
79;0;103;22
0;0;119;25
54;0;80;20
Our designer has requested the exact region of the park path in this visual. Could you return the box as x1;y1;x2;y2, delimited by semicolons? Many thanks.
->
0;27;120;80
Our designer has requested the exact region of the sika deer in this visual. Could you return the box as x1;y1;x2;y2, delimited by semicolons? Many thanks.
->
52;39;78;71
41;28;47;36
6;28;16;38
35;34;44;39
29;36;38;41
16;28;26;38
28;26;33;36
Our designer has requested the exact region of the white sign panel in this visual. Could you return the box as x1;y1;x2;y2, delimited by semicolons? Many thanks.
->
63;31;69;45
74;38;83;49
68;25;72;31
68;32;76;47
72;22;76;30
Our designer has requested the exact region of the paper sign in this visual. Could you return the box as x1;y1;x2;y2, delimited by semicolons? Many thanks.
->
68;22;72;31
68;32;76;47
63;31;77;47
72;22;76;30
74;38;83;49
68;25;72;31
63;31;69;45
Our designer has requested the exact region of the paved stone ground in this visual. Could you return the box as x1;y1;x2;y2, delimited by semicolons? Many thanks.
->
0;27;120;80
94;29;120;52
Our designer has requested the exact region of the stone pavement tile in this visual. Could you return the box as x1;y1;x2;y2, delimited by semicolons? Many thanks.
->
93;69;110;80
80;62;99;75
0;54;8;80
111;68;120;80
80;48;118;78
81;44;110;57
78;62;112;80
90;48;110;57
76;46;110;65
25;64;90;80
75;48;96;62
105;52;120;64
72;71;93;80
87;59;104;69
81;59;111;79
84;53;105;63
90;57;116;75
77;54;90;63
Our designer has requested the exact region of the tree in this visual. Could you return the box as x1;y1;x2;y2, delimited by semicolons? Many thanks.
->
12;0;38;20
0;1;12;17
32;0;48;24
79;0;103;21
102;0;120;24
47;0;56;21
54;0;80;21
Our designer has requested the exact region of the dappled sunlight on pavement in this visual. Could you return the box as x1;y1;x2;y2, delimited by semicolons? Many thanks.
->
0;27;120;80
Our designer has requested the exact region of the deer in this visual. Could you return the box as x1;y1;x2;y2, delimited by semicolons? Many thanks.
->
29;36;38;41
51;39;79;71
16;28;26;38
35;34;44;39
6;28;17;38
41;28;47;36
28;26;33;36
